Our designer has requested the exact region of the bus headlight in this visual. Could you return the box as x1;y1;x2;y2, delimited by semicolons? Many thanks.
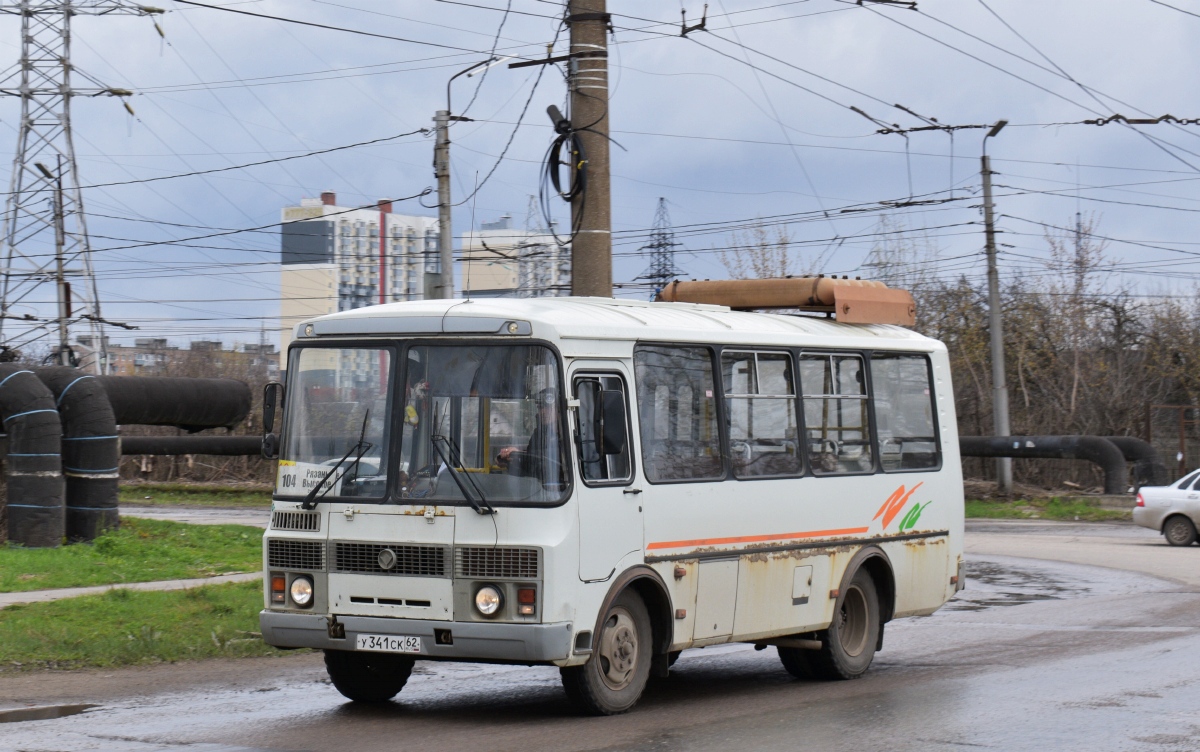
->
474;585;502;617
290;576;314;608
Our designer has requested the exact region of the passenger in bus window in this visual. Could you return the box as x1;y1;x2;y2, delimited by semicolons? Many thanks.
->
497;388;565;486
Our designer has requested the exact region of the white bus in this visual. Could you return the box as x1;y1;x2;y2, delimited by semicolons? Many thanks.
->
259;283;964;715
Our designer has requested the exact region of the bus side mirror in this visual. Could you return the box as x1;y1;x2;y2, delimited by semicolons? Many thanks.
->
262;382;283;460
600;390;627;455
263;382;282;433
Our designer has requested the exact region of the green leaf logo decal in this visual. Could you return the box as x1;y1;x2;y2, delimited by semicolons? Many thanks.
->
898;501;932;532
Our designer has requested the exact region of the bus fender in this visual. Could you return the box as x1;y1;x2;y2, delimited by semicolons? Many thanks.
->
591;565;674;678
834;545;896;650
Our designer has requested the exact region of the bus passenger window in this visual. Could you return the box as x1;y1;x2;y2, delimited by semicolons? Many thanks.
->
799;354;873;475
574;375;632;484
722;351;801;478
634;345;723;482
871;354;940;471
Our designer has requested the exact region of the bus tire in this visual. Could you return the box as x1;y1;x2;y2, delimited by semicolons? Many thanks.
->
777;645;815;680
323;649;414;703
1164;515;1198;546
806;568;880;680
560;589;652;715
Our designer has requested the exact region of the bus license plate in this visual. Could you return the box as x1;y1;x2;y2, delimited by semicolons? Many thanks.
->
356;634;422;654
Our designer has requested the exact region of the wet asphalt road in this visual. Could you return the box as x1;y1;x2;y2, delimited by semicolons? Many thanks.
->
5;528;1200;751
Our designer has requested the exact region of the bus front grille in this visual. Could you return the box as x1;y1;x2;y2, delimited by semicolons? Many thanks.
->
332;542;448;577
271;511;321;532
267;539;325;570
455;547;540;580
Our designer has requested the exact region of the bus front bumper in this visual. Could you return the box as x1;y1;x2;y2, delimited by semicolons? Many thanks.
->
260;610;574;663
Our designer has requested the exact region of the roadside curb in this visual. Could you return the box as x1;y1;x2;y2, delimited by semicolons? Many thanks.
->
0;572;263;610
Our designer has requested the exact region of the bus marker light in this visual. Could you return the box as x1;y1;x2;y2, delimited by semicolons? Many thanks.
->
675;609;686;620
517;588;536;615
673;566;686;579
829;589;840;600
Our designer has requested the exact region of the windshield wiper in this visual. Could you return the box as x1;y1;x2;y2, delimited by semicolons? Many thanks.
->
301;411;372;511
431;434;494;515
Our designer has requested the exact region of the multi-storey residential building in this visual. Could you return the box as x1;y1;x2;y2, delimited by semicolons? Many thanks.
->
83;336;280;379
279;191;439;366
461;215;569;298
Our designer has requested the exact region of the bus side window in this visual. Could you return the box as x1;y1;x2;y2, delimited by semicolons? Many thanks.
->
574;375;632;484
722;351;801;478
870;354;940;471
634;345;723;482
799;353;873;475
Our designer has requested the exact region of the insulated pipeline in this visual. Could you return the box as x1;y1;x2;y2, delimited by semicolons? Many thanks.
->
959;435;1127;495
35;367;120;541
1103;436;1170;488
96;376;251;431
120;436;261;456
0;365;64;547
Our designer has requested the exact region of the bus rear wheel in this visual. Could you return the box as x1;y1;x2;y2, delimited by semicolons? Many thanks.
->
323;649;415;703
781;569;880;681
560;589;652;715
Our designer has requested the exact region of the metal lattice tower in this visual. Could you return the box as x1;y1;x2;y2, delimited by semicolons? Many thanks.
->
517;196;570;298
0;1;159;370
517;196;543;298
636;197;684;299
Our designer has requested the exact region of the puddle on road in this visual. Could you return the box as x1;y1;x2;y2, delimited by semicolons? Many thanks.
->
943;559;1089;612
0;703;98;723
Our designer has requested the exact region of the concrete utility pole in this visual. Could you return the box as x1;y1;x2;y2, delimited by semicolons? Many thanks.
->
35;159;69;365
567;0;612;297
432;110;453;299
981;119;1012;494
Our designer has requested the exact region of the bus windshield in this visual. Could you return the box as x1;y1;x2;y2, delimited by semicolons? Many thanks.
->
399;344;568;504
277;346;393;499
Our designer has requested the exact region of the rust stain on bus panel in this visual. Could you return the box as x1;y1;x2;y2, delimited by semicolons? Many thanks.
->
733;550;839;638
652;560;698;650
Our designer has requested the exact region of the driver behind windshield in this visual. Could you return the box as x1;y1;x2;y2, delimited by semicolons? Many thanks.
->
497;387;565;486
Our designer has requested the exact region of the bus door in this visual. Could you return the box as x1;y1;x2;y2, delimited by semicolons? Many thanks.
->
571;367;640;581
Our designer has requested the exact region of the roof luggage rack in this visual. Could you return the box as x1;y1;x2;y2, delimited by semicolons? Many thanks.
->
654;276;916;326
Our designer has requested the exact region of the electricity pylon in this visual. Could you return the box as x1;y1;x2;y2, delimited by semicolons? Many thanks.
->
0;1;161;371
636;197;684;299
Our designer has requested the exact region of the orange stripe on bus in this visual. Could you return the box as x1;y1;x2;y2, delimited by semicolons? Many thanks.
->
645;527;871;551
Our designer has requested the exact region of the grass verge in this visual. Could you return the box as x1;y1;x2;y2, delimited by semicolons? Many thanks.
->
966;498;1131;522
0;517;262;593
0;581;285;671
119;483;272;508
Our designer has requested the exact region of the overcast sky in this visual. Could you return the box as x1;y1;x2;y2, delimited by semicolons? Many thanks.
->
1;0;1198;349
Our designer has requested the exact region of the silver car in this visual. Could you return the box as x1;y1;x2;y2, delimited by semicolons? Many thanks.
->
1134;468;1200;546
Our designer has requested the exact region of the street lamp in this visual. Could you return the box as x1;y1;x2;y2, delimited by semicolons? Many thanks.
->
981;120;1012;493
431;56;513;300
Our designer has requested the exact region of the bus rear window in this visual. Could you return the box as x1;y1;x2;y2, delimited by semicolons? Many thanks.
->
871;354;940;471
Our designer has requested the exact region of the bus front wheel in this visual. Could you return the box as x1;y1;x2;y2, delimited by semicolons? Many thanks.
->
323;649;414;703
780;568;880;681
561;589;653;715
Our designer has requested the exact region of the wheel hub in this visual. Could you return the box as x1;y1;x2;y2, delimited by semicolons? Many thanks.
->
597;607;638;690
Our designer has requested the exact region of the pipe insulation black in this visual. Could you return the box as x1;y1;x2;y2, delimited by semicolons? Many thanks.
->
35;367;120;541
95;376;251;432
120;436;262;456
1103;436;1170;488
959;436;1127;495
0;365;64;547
